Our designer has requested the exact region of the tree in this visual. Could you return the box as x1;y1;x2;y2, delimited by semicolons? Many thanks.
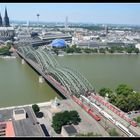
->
66;47;74;53
133;116;140;123
99;48;105;53
109;128;120;136
126;47;133;54
113;95;129;112
74;47;82;53
84;48;91;53
32;104;40;114
69;110;81;125
0;46;10;54
134;48;139;54
92;48;98;53
71;44;77;48
115;84;133;96
98;88;113;97
52;110;81;134
108;84;140;112
6;42;12;49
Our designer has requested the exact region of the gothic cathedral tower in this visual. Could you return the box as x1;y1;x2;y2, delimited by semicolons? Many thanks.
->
4;7;10;27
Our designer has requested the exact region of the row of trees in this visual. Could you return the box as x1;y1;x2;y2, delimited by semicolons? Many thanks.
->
107;46;139;54
98;46;139;54
98;84;140;112
52;110;81;134
53;45;140;55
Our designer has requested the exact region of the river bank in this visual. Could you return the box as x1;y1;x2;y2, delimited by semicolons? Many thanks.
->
0;56;16;59
57;52;139;56
0;101;52;111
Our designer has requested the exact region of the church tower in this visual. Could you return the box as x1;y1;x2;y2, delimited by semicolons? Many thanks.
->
0;13;2;27
4;7;10;27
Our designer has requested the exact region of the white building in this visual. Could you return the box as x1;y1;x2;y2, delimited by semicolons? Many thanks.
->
135;44;140;50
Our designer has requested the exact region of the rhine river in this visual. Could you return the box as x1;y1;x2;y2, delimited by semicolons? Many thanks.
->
0;58;61;107
0;54;140;107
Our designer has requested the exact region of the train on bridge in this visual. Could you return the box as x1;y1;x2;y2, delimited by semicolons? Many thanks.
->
16;45;137;137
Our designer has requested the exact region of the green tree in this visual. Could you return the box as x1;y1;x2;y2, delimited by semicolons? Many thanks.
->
66;47;74;53
32;104;40;114
74;47;82;53
71;44;77;48
52;110;81;134
84;48;91;53
108;49;115;53
6;42;12;49
109;128;120;136
134;48;139;54
133;116;140;123
126;47;133;54
99;48;105;53
108;93;116;104
114;95;129;112
99;88;113;97
92;48;98;53
115;84;133;96
126;92;140;111
69;110;81;125
0;46;10;54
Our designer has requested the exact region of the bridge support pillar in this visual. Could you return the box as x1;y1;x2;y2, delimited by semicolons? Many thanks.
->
21;59;25;64
39;76;44;83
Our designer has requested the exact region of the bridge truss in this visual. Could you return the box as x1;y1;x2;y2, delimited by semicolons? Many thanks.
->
17;46;94;97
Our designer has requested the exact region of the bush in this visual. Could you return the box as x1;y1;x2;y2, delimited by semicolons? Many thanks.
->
32;104;40;114
109;128;119;136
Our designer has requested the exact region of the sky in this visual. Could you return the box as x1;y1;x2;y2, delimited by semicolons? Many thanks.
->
0;3;140;25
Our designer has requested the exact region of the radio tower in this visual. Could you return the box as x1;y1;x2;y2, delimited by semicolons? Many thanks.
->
65;16;68;30
37;13;40;26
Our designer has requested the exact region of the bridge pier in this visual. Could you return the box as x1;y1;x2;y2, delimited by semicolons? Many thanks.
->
21;59;25;64
39;76;44;83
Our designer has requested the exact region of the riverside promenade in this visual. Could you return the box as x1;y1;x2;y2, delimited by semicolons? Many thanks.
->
0;101;52;111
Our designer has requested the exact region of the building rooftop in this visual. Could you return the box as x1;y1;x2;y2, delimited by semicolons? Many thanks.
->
14;109;25;115
0;27;14;31
13;107;45;137
0;121;15;137
62;125;77;135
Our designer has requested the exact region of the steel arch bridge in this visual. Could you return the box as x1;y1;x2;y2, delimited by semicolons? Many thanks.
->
17;46;94;97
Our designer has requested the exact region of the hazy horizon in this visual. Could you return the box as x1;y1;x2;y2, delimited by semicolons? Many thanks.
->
0;3;140;26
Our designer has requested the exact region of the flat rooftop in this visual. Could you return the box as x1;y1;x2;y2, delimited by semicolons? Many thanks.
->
63;125;77;135
13;107;45;137
0;107;45;137
14;109;25;115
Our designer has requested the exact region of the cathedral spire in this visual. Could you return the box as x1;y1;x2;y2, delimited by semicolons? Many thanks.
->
4;7;10;27
5;7;8;18
0;13;2;27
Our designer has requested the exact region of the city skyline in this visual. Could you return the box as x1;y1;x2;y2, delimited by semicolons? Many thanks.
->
0;3;140;25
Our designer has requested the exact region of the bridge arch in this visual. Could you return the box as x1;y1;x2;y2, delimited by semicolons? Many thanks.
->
17;46;94;97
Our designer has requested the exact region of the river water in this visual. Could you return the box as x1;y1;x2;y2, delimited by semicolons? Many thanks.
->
0;58;61;108
0;54;140;107
56;54;140;92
